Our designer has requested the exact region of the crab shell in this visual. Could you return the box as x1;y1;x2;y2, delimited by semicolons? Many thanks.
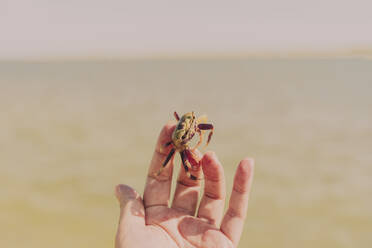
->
171;112;197;151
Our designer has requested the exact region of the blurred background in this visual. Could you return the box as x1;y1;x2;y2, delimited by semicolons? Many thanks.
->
1;1;371;247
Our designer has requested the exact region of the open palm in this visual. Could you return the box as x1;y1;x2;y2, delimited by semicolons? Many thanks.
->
115;122;254;248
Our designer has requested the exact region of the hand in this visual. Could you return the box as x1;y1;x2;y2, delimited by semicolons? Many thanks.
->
115;122;254;248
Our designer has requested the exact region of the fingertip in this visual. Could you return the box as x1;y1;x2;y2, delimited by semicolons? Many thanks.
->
202;151;217;164
162;121;177;135
115;184;138;205
233;158;255;194
115;184;121;196
242;157;255;165
238;158;254;177
115;184;125;199
156;121;177;154
201;151;224;181
157;121;177;149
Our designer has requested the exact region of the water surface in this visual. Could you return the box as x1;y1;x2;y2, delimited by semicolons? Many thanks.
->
1;58;371;247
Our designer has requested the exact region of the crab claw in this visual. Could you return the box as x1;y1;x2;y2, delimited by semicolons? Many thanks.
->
197;123;214;147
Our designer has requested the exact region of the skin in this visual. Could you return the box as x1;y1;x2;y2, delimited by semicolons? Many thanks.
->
115;121;254;248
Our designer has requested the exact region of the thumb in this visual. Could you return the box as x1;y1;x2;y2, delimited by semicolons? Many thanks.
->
115;184;146;244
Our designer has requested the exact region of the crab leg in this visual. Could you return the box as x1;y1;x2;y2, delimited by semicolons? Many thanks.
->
197;123;214;146
191;129;203;150
163;141;172;147
198;123;213;130
180;151;198;180
155;148;175;176
206;131;213;146
162;148;175;167
174;111;180;121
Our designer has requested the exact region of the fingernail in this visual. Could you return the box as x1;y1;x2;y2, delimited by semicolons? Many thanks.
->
115;184;123;201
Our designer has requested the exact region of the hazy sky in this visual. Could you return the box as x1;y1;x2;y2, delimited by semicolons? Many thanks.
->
1;0;371;59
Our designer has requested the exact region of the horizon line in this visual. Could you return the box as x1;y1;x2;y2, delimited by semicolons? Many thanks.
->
1;48;372;62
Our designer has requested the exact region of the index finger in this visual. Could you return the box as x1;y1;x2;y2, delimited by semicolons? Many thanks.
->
143;121;177;209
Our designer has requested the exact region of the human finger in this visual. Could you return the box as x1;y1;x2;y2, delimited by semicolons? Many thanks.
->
171;149;203;215
115;184;146;246
197;151;226;226
143;122;176;209
220;158;254;246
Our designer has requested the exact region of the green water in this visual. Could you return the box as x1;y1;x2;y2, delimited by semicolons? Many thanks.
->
1;58;371;247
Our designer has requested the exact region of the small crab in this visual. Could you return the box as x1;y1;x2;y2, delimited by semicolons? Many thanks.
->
155;111;214;180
